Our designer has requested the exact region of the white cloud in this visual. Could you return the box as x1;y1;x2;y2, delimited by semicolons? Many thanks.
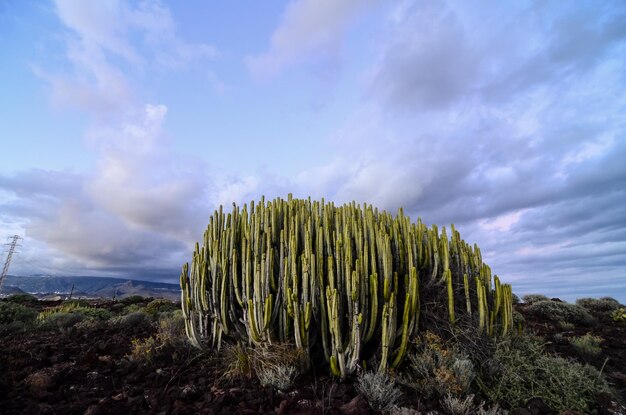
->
246;0;380;79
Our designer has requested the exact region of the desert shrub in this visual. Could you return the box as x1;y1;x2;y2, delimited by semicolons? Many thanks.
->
575;297;621;314
356;371;402;413
440;394;474;415
0;301;37;334
527;300;595;326
219;342;306;387
405;332;475;398
522;294;549;304
128;312;193;364
108;311;153;332
74;318;106;331
610;307;626;322
569;333;602;358
37;302;111;331
558;321;575;330
257;363;297;390
144;299;177;316
122;303;144;314
482;333;613;412
121;295;145;305
474;401;507;415
41;311;85;332
5;294;38;304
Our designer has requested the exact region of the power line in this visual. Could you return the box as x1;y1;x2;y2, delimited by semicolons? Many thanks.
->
0;235;22;293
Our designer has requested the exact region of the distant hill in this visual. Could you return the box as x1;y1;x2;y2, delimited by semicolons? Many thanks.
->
0;275;181;301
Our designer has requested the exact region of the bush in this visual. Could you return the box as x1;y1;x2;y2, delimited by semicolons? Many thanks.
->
108;311;153;332
527;300;595;326
5;294;38;304
405;332;475;398
0;301;37;334
356;371;402;413
220;343;306;387
144;299;177;316
610;308;626;322
440;394;474;415
41;311;85;332
128;312;193;365
575;297;621;314
482;333;613;413
121;295;145;305
37;302;111;331
522;294;549;304
569;333;602;358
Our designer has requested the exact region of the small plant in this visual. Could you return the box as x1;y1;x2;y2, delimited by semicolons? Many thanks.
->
440;394;474;415
527;300;594;326
356;371;402;413
108;311;153;332
522;294;549;304
558;321;575;330
569;333;602;358
257;363;297;390
406;332;475;398
610;307;626;322
129;336;159;363
121;295;145;305
474;401;507;415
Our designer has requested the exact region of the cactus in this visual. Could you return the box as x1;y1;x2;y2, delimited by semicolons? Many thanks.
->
180;196;513;378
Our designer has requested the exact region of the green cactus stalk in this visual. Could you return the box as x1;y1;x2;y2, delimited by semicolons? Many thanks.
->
179;196;514;377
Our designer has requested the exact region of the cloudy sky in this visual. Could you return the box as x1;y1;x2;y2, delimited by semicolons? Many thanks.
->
1;0;625;302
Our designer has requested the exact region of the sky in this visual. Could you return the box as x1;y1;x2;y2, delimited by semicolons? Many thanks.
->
1;0;625;303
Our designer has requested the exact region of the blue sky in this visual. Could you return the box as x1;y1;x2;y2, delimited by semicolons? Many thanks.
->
1;0;625;302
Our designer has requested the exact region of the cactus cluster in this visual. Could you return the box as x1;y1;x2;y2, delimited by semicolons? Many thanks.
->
180;196;513;377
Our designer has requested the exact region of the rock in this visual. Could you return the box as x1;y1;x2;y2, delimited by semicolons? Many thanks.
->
525;397;554;415
340;395;370;415
25;368;57;398
83;404;104;415
510;409;532;415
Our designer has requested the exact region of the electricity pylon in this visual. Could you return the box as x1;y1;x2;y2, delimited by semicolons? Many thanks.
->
0;235;22;293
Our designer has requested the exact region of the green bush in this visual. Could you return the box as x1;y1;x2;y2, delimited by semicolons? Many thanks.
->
575;297;621;314
108;311;153;332
522;294;549;304
0;301;37;334
610;307;626;322
144;299;177;316
482;333;613;413
527;300;595;326
40;311;85;332
121;295;145;305
5;294;38;304
569;333;602;358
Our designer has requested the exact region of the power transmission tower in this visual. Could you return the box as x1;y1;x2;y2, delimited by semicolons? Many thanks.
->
0;235;22;293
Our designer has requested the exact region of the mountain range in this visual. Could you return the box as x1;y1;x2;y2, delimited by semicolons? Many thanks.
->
0;275;181;301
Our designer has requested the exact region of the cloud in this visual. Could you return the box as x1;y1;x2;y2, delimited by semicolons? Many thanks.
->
246;0;380;79
40;0;217;113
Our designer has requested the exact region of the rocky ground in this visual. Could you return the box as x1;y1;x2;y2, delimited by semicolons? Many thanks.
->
0;298;625;415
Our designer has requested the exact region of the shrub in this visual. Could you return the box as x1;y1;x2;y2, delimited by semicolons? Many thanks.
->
5;294;38;304
0;301;37;334
569;333;602;358
37;302;111;330
575;297;621;314
121;295;145;305
440;394;474;415
405;332;475;398
527;300;595;326
220;342;306;387
128;312;193;364
108;311;153;332
356;371;402;413
482;333;613;413
610;307;626;322
144;299;177;316
41;311;85;332
522;294;549;304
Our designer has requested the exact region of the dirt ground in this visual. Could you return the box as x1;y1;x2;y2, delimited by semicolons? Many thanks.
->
1;299;624;414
